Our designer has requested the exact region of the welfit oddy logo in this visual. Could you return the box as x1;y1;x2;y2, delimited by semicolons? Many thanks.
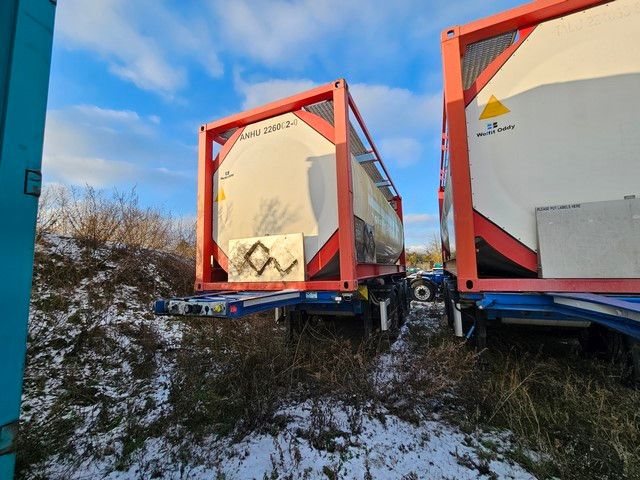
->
476;95;515;138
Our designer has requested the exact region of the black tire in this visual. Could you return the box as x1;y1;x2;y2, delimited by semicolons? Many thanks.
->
578;325;609;357
411;279;436;302
443;284;454;328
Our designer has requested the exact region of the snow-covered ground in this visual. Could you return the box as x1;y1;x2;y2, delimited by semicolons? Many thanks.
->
20;236;536;479
98;399;533;480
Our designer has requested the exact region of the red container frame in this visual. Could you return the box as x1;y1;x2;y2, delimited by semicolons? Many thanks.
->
195;79;406;293
440;0;640;294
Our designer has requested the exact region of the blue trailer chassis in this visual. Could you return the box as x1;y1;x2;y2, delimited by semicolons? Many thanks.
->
154;290;364;319
461;291;640;341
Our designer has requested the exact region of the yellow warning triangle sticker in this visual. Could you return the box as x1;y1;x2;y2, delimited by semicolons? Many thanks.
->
479;95;510;119
215;188;226;202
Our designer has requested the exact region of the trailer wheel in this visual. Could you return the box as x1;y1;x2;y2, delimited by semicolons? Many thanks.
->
411;279;436;302
578;325;608;356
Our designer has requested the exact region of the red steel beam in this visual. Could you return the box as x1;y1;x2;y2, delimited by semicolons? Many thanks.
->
473;212;538;274
447;0;612;49
463;25;536;106
333;80;358;291
195;127;213;290
201;281;344;292
204;81;337;134
441;32;478;292
392;195;406;267
477;278;640;294
357;264;405;280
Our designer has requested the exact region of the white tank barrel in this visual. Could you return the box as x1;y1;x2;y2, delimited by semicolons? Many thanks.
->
212;111;403;280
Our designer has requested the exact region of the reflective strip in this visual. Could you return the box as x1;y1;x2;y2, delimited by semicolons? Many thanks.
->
242;292;300;307
553;297;640;323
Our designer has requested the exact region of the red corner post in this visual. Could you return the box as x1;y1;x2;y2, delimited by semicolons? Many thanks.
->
393;195;406;267
195;126;213;290
441;28;479;292
332;79;357;291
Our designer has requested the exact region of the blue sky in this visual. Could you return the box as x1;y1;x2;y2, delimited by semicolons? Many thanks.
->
43;0;522;250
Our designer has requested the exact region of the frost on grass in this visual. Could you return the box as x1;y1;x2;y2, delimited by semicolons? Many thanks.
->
20;235;534;479
206;399;533;480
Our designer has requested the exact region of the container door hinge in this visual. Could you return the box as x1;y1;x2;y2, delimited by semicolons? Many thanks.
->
24;169;42;197
0;420;18;456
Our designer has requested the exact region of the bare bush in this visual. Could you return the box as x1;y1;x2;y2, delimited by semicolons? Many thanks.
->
36;184;195;258
115;189;173;251
170;217;196;259
65;186;122;249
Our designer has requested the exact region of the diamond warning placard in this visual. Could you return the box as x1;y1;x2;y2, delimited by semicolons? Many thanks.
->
479;95;510;119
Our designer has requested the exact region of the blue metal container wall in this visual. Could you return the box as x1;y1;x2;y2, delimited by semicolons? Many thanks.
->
0;0;56;478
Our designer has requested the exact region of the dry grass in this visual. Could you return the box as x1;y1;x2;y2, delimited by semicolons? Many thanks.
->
457;329;640;480
168;316;382;440
167;310;479;448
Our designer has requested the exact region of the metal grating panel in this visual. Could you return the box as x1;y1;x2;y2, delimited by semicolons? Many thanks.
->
461;31;516;90
219;127;237;140
305;101;394;200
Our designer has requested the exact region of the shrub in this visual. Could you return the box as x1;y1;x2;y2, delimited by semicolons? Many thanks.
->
36;184;195;258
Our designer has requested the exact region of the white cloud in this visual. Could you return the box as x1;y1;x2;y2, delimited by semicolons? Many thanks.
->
54;0;519;98
406;244;428;254
349;84;440;139
235;76;317;110
73;105;141;123
56;0;223;97
379;138;423;168
403;215;440;249
43;105;193;188
212;0;352;67
209;0;521;87
211;0;506;71
405;227;440;251
404;213;437;224
43;155;136;187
